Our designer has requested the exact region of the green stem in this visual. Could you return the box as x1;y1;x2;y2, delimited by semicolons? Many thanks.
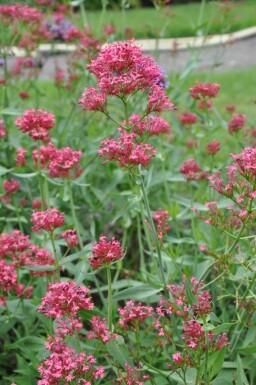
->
140;175;167;290
107;266;113;330
67;178;83;250
137;214;146;277
37;143;46;209
50;232;60;281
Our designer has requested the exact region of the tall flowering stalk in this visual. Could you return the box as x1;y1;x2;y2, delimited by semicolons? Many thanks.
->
79;40;175;290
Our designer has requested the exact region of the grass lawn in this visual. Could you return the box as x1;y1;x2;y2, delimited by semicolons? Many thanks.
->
82;0;256;39
173;65;256;120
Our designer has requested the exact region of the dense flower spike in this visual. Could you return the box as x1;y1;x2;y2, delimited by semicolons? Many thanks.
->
15;148;27;167
88;316;118;343
180;112;198;127
147;85;175;113
90;235;123;269
228;113;246;134
61;229;79;248
153;209;170;239
180;158;208;181
32;142;56;167
38;281;94;318
38;343;104;385
206;141;220;155
48;147;82;178
189;81;220;100
98;129;157;168
78;87;107;112
31;208;64;232
87;40;168;96
2;179;20;194
118;300;153;329
15;109;55;141
0;4;43;24
129;114;171;136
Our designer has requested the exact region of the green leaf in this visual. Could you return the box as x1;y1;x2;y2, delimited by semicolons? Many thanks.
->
212;323;234;334
112;284;162;302
236;355;249;385
59;250;86;265
185;277;196;305
0;165;12;176
1;107;24;116
26;265;56;272
106;339;134;369
208;348;226;380
12;172;38;178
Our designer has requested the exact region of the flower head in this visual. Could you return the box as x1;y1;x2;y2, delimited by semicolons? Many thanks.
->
38;281;94;318
78;87;107;112
15;109;55;141
99;129;157;168
90;236;123;269
206;141;220;155
228;113;246;134
61;229;79;248
31;208;64;232
48;147;82;179
15;148;27;167
180;158;208;181
189;81;220;100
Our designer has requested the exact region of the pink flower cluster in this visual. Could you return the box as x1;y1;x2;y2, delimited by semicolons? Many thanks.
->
31;208;65;233
38;281;94;318
61;229;79;248
15;109;55;141
129;114;171;137
189;81;220;100
32;143;83;179
15;148;27;167
90;235;123;269
86;40;167;97
206;140;220;155
180;158;208;181
118;300;153;330
1;178;20;205
228;113;246;134
0;4;43;24
179;111;198;127
37;282;104;384
87;316;118;344
38;342;104;385
153;209;170;240
99;129;157;168
79;87;107;112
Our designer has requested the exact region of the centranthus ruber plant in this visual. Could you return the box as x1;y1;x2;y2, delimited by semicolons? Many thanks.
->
79;40;175;291
1;1;256;380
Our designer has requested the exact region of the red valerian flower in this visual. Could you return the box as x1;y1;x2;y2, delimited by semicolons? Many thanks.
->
88;316;118;343
61;229;79;248
118;300;153;329
153;209;170;239
206;141;220;155
98;129;157;168
2;178;20;194
48;147;82;179
15;148;27;167
87;40;168;96
78;87;107;112
180;158;208;181
180;112;198;127
30;208;64;232
15;109;55;141
228;113;246;134
129;114;171;136
189;81;220;100
90;236;123;269
38;281;94;318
